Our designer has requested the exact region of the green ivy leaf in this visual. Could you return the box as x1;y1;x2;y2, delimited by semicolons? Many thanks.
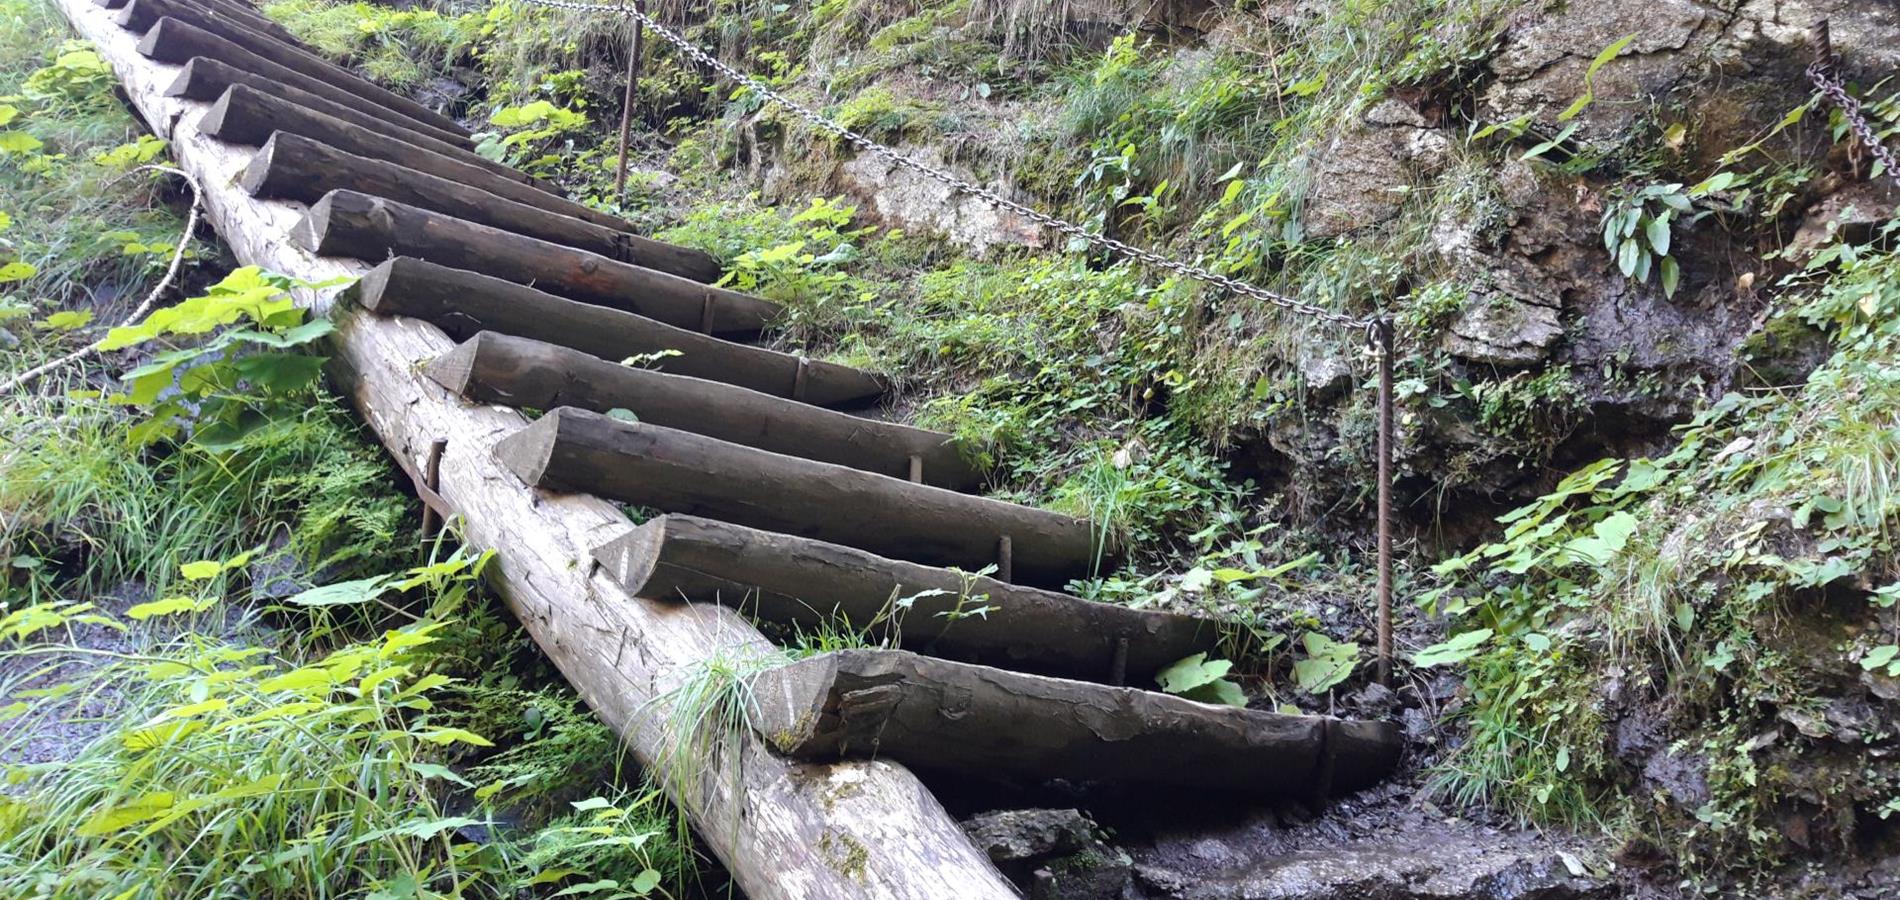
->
1413;628;1494;667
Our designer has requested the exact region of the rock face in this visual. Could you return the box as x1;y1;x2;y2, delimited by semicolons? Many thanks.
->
839;144;1046;254
962;808;1136;899
1301;100;1452;240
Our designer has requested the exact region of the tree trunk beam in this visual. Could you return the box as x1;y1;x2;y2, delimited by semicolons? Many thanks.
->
136;17;460;139
121;0;298;44
750;649;1402;795
497;408;1104;586
293;191;780;338
168;56;472;149
429;333;960;483
243;131;721;283
347;259;884;408
59;0;1019;895
593;514;1219;682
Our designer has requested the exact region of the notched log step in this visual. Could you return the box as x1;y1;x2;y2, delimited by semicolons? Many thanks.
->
118;0;463;140
347;259;884;408
296;191;778;337
136;17;456;140
430;333;947;480
498;407;1104;586
244;131;721;283
167;56;472;150
750;649;1401;795
593;514;1216;681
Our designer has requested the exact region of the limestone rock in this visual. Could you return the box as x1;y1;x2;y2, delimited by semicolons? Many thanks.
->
1302;101;1452;240
1443;294;1561;366
840;146;1043;254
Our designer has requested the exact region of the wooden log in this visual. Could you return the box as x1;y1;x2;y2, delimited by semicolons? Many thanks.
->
294;191;781;338
167;56;472;149
496;408;1104;586
106;0;296;43
750;649;1403;795
348;259;884;408
54;0;1019;894
128;9;464;136
430;333;958;481
135;17;452;141
198;84;630;229
593;515;1219;681
243;131;722;283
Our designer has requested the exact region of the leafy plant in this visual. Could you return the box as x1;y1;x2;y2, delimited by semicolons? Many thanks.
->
1156;652;1246;706
1291;632;1358;695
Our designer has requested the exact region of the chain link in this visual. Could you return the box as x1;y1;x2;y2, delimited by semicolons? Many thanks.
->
507;0;1377;336
1808;58;1900;183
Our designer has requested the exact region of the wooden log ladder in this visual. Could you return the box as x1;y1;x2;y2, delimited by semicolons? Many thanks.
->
56;1;1403;896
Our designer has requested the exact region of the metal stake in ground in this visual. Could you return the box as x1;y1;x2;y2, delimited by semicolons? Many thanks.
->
1374;318;1395;686
612;0;644;200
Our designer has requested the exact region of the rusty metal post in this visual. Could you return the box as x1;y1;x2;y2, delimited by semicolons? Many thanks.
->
1373;319;1395;687
612;0;645;201
1810;19;1834;71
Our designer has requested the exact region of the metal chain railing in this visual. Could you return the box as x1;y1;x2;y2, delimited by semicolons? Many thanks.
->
1809;20;1900;183
507;0;1399;683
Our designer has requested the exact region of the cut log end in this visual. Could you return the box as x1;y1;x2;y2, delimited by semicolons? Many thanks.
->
161;56;206;98
197;84;239;142
131;15;170;58
236;131;280;197
592;519;667;602
494;412;562;490
287;191;334;255
420;332;486;398
339;257;397;314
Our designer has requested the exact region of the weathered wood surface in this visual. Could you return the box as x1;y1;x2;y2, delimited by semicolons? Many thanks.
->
349;259;885;408
136;16;459;139
751;649;1402;795
199;84;627;227
168;56;472;149
594;515;1220;681
61;1;1018;895
244;131;722;283
497;408;1104;586
294;191;782;337
99;0;292;43
430;333;958;482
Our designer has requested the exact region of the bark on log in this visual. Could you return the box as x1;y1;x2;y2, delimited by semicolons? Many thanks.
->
114;0;297;44
593;514;1219;682
348;258;884;408
199;84;631;228
244;131;722;283
294;191;782;338
168;56;472;149
59;0;1019;895
429;333;959;482
135;17;460;138
751;649;1402;795
497;407;1104;586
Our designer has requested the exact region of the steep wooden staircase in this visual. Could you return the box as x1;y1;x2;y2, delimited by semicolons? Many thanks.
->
63;0;1403;893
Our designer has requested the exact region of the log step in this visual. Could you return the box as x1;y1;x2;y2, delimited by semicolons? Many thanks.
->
136;17;457;140
167;56;472;151
244;132;721;283
749;649;1402;795
593;514;1216;682
295;191;778;337
497;407;1105;587
197;84;604;223
119;0;460;140
346;258;886;408
429;333;960;484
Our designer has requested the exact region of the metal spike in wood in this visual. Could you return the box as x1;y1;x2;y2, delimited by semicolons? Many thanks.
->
134;16;459;138
294;191;781;337
347;258;884;407
242;131;721;282
167;56;472;150
750;649;1403;794
426;332;953;483
497;407;1105;586
592;514;1217;682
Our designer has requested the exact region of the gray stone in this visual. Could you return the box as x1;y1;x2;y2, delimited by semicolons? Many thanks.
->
1442;295;1562;366
840;145;1044;254
963;808;1099;863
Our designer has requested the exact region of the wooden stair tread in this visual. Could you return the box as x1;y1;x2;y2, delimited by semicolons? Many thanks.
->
166;56;472;150
593;514;1217;682
497;407;1106;587
293;190;778;337
751;649;1401;794
348;258;886;408
429;333;958;483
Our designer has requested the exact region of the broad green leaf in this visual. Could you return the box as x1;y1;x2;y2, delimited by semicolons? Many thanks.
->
1645;214;1671;256
416;726;494;747
0;261;36;282
1156;652;1232;693
1862;645;1899;671
1585;35;1636;81
1659;256;1681;298
1413;628;1494;667
283;575;392;607
78;792;175;836
126;596;207;620
1292;632;1358;694
0;131;42;154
